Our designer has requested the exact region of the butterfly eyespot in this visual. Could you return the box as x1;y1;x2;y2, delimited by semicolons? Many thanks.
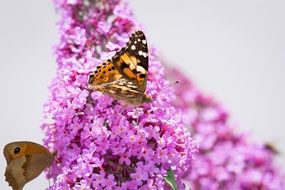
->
103;71;106;74
14;147;20;154
139;73;146;78
108;68;112;71
100;76;104;79
97;66;101;69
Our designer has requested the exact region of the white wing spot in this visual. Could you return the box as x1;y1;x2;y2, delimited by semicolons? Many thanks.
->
142;40;146;44
109;90;116;94
137;65;146;74
138;51;147;58
131;45;136;50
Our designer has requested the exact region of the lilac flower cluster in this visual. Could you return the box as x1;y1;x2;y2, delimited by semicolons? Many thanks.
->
41;0;197;189
167;68;285;190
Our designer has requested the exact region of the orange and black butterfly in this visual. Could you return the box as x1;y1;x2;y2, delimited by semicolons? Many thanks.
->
88;30;152;105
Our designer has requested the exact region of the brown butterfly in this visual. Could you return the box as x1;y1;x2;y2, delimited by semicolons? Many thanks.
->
88;30;152;105
3;141;55;190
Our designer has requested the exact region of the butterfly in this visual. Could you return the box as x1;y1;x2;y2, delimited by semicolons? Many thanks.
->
3;141;55;190
88;30;152;105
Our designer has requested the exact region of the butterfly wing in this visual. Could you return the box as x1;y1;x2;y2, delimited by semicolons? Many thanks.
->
3;141;54;190
5;156;26;190
23;153;54;183
112;30;149;93
88;59;123;86
97;77;144;103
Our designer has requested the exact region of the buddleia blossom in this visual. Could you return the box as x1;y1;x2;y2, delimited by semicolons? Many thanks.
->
41;0;197;189
167;68;285;190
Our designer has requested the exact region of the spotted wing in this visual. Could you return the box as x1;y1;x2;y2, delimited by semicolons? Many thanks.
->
88;60;122;87
112;30;148;92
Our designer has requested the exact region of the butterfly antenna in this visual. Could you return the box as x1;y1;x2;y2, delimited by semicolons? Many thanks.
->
149;80;180;109
152;80;180;97
160;80;179;92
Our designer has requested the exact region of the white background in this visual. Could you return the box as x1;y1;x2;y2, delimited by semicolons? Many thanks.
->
0;0;284;189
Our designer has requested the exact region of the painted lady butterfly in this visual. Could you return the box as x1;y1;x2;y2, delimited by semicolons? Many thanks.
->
88;30;152;105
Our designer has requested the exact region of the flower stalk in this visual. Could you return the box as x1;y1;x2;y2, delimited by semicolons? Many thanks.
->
42;0;197;189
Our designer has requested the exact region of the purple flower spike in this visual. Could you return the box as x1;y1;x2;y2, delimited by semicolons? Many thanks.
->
42;0;197;189
167;68;285;190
